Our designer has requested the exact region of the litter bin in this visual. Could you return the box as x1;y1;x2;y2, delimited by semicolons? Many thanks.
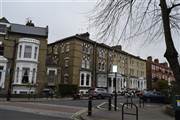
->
173;95;180;120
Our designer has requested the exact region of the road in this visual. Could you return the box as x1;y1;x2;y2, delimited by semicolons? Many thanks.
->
42;96;127;108
0;108;71;120
0;96;172;120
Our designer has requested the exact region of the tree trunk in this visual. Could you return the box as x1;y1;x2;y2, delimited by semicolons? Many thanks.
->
160;0;180;93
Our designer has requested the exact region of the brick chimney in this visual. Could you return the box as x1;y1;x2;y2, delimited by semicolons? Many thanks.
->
77;32;90;39
147;56;152;61
161;62;168;67
112;45;122;51
154;59;159;64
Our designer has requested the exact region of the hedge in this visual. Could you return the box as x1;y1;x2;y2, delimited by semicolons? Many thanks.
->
58;84;78;97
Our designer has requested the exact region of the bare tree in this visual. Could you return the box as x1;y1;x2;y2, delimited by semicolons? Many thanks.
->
92;0;180;92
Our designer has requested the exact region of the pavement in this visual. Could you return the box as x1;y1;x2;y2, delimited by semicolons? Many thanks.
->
79;103;174;120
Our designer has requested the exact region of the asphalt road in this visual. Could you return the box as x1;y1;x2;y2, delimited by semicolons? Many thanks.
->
42;96;138;108
0;108;71;120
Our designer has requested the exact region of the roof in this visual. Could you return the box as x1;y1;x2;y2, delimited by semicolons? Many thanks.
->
10;23;48;37
48;32;146;61
0;17;9;23
0;17;48;37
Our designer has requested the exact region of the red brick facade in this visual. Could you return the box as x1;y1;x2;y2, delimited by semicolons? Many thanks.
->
146;56;175;89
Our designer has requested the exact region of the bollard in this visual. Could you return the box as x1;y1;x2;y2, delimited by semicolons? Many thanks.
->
126;96;129;108
108;96;111;111
175;111;180;120
139;97;144;108
139;97;141;108
114;92;117;111
130;96;133;108
88;96;92;116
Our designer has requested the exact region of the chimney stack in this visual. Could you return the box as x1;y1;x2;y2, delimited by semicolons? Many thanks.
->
154;59;159;64
147;56;152;61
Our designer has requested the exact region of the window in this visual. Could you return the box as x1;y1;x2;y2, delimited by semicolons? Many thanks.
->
19;45;22;58
108;78;111;87
81;74;84;86
113;78;116;87
0;43;4;56
98;62;101;70
81;56;90;69
65;59;69;67
48;70;56;83
0;24;6;34
32;68;36;84
16;67;19;83
0;66;3;83
34;47;38;59
82;43;91;54
81;59;85;68
66;44;70;52
22;67;30;83
53;45;58;54
86;74;90;86
64;74;69;84
61;44;64;53
24;45;32;58
86;57;90;69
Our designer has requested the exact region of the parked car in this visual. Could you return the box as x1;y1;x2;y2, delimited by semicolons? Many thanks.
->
88;88;112;99
140;91;166;103
42;88;54;98
135;90;143;97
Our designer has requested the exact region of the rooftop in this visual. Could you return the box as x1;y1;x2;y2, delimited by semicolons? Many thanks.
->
0;17;48;37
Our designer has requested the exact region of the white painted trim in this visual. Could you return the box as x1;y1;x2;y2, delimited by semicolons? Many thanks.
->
79;71;91;87
47;67;57;75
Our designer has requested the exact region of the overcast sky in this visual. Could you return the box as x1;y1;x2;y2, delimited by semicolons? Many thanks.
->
1;0;180;62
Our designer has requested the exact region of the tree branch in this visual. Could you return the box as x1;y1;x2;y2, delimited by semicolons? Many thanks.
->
168;3;180;13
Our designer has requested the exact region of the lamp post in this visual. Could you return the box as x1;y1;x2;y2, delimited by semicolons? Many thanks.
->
112;65;117;111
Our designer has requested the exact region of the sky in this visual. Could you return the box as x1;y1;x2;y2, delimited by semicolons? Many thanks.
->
0;0;180;63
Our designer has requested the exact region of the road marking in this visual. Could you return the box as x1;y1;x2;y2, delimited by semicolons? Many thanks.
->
96;102;107;110
71;108;87;120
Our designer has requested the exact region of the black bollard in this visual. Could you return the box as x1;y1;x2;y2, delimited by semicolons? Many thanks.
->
108;96;111;111
139;97;141;108
126;96;129;108
114;92;117;111
130;96;133;108
175;110;180;120
88;96;92;116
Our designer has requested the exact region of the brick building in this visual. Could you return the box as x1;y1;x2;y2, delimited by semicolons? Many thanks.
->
47;32;146;94
146;56;175;89
0;17;48;94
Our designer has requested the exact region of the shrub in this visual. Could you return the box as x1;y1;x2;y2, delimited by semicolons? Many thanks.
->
58;84;78;97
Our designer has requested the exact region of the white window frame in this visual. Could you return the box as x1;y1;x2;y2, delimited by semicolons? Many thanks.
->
24;45;32;58
80;71;91;87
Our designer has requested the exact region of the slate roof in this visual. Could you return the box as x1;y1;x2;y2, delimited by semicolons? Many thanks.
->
0;17;48;37
0;17;9;23
10;23;48;37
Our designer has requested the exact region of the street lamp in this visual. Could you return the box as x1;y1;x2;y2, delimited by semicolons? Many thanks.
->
112;65;117;111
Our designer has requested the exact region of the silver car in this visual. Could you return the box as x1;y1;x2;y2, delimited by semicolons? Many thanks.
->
89;88;112;99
